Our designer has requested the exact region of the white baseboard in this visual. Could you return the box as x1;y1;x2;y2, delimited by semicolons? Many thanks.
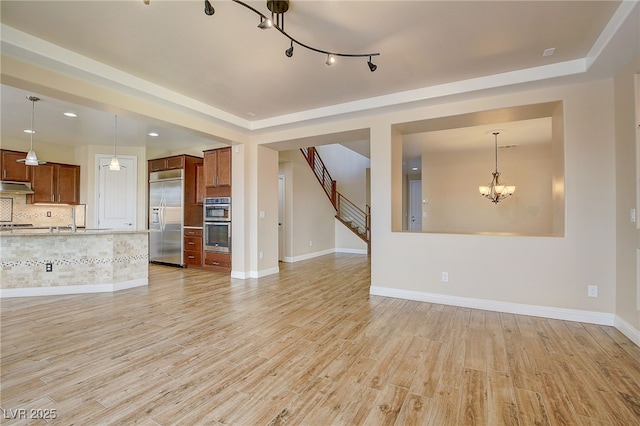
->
246;266;280;279
370;286;615;326
230;270;250;279
0;278;148;298
614;315;640;347
284;248;335;263
335;248;368;255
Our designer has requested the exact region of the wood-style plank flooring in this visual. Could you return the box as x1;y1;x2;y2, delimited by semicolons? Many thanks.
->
1;253;640;425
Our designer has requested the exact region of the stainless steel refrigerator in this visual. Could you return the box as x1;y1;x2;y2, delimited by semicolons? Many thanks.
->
149;169;184;266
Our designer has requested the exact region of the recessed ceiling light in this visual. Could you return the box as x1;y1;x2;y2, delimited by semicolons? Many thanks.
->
23;129;35;134
63;112;77;118
148;132;159;137
543;47;555;57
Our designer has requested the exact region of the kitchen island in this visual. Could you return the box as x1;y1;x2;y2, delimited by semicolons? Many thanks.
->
0;228;148;297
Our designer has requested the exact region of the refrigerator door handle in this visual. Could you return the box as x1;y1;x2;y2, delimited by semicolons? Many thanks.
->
160;197;166;231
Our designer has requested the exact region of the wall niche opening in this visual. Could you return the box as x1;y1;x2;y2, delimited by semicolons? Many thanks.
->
394;101;565;237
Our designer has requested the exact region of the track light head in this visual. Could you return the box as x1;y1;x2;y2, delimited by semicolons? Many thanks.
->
326;54;336;66
285;41;294;57
204;0;214;15
258;16;273;29
367;56;377;72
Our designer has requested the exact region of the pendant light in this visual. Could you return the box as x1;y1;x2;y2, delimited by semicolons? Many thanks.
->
478;131;515;203
109;115;122;171
17;96;46;166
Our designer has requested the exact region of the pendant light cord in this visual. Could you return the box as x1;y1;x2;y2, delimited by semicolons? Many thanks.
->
113;115;118;156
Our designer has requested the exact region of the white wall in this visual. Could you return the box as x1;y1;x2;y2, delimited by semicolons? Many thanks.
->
279;149;336;261
369;80;616;319
421;144;553;235
614;55;640;336
315;144;369;253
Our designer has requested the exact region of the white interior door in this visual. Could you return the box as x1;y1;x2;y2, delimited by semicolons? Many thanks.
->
409;179;422;231
97;155;137;230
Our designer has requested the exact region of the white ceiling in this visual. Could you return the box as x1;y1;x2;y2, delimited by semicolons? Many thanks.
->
0;0;638;155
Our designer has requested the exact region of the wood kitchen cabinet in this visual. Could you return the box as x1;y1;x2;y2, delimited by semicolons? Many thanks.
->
195;163;205;204
184;228;203;267
204;252;231;271
0;150;29;182
30;163;80;204
148;155;185;172
204;147;231;197
28;162;80;204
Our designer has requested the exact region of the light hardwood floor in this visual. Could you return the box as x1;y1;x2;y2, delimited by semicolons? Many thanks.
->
1;253;640;425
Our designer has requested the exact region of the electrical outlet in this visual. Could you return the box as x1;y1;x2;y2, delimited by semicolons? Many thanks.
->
309;240;313;246
441;272;449;283
259;251;264;259
46;211;51;217
588;285;598;298
46;263;53;272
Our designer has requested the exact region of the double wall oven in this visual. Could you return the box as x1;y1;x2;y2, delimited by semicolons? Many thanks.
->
204;197;231;253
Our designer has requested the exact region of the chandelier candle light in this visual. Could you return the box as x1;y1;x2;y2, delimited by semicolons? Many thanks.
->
478;131;515;204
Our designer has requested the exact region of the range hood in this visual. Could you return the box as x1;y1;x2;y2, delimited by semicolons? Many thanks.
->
0;181;35;195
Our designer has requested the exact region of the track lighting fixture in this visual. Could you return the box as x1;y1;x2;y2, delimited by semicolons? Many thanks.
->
326;54;336;66
285;40;294;57
202;0;379;72
367;56;377;72
204;0;214;16
257;15;272;29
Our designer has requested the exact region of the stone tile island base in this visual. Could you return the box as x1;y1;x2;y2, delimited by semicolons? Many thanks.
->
0;231;148;297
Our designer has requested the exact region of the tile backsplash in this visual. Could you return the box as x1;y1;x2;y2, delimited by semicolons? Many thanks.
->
0;195;86;227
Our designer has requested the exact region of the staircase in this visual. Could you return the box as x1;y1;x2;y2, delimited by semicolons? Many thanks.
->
300;147;370;250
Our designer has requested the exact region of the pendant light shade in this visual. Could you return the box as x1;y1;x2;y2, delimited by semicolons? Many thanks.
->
108;115;124;171
17;96;46;166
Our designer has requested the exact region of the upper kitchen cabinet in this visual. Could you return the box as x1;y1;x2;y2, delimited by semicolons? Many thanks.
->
204;147;231;197
148;155;185;172
0;150;29;182
28;162;80;204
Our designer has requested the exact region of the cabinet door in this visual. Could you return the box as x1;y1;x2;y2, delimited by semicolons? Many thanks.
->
1;150;29;182
29;163;56;203
195;163;205;204
166;156;184;170
204;150;218;186
148;158;166;172
56;164;80;204
216;147;232;187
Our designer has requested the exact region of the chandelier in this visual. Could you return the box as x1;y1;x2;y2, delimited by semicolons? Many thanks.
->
200;0;380;71
478;131;515;204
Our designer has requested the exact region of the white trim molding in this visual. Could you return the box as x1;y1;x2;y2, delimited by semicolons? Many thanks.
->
0;278;148;298
370;286;615;326
614;315;640;347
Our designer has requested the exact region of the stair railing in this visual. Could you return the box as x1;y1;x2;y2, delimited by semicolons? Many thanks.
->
300;147;371;246
301;147;336;207
336;193;370;242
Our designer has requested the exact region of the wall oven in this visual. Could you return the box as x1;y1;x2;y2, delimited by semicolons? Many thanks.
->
204;221;231;253
204;197;231;221
204;197;231;253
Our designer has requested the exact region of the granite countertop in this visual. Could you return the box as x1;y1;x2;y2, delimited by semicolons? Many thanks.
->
0;227;149;236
